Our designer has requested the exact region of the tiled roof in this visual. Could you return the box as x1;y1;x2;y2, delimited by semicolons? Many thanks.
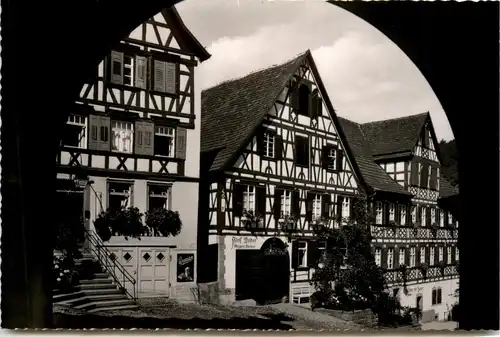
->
201;51;309;172
360;113;429;157
337;117;411;195
439;178;459;198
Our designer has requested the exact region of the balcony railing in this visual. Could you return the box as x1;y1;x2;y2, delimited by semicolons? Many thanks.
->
370;224;458;240
383;264;458;284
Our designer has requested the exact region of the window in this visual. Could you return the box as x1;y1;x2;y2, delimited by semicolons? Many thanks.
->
430;247;435;265
447;246;452;264
389;203;395;221
431;208;436;224
298;84;310;116
440;210;445;227
154;126;175;157
376;202;383;225
312;194;322;221
111;121;134;153
342;197;350;219
387;248;394;269
327;148;336;170
62;114;87;148
455;247;459;261
421;207;426;226
108;51;147;88
375;248;381;266
148;184;170;211
448;212;453;225
280;190;292;216
438;247;444;262
410;247;416;267
432;287;442;305
411;206;417;224
263;132;275;158
123;54;135;86
399;248;406;266
108;181;133;211
242;185;255;213
318;241;327;261
295;135;309;167
420;247;426;264
297;241;307;267
400;205;407;225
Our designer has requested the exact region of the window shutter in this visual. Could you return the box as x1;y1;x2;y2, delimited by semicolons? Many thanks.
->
410;159;418;186
444;211;449;225
153;60;166;92
383;203;389;225
135;56;148;89
336;150;344;171
416;206;421;225
175;127;187;160
290;82;299;110
275;134;283;160
429;167;437;190
291;241;299;269
322;193;331;219
256;186;266;216
321;146;329;170
89;115;100;150
426;207;431;226
307;240;317;267
232;184;244;217
316;96;323;117
425;246;430;264
451;246;456;263
110;51;124;85
437;288;442;304
394;248;400;269
381;248;388;269
134;121;145;155
291;190;300;217
405;248;410;266
256;130;264;156
165;62;177;94
420;163;429;188
98;116;111;151
436;209;441;225
273;188;283;220
337;196;344;218
396;205;401;224
142;122;154;156
305;192;314;222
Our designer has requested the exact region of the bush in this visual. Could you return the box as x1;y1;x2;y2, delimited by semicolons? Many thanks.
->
53;255;80;293
145;208;183;237
94;207;148;241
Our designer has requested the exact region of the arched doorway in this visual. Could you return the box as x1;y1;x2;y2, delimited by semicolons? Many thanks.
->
259;237;290;305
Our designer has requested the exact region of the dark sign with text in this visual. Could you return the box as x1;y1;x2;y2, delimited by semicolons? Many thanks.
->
177;253;195;283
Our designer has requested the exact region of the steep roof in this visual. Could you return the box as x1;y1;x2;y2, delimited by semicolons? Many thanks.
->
162;7;211;62
201;51;310;172
337;117;411;196
360;112;429;157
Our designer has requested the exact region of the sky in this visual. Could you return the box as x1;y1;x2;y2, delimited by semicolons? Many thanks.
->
176;0;454;142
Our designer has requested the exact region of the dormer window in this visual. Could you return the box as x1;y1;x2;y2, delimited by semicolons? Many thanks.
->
263;132;275;157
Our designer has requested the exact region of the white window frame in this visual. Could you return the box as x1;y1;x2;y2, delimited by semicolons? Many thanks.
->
312;194;322;221
448;212;453;225
263;132;275;158
376;202;383;225
439;247;444;262
410;247;416;267
387;248;394;269
111;120;134;153
399;248;406;266
242;185;255;213
440;209;445;227
455;247;459;261
400;206;407;225
420;247;426;264
430;247;435;265
327;147;336;171
123;54;135;87
342;197;350;218
148;184;170;211
375;248;381;266
280;190;292;216
421;207;426;226
447;246;452;264
298;241;308;267
411;206;417;224
64;114;87;149
431;208;436;224
107;180;134;210
154;126;175;158
389;203;395;221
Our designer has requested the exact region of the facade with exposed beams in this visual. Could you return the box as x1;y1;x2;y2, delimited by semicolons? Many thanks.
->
338;114;459;322
55;7;211;300
198;51;459;318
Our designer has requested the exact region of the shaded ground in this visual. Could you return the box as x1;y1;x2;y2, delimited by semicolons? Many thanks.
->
421;321;458;331
53;298;365;330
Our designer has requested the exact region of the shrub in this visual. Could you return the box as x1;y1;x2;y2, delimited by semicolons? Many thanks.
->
53;255;80;293
145;208;183;237
94;207;148;241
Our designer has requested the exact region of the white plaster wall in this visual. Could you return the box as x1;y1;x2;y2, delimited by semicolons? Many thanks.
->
396;278;459;321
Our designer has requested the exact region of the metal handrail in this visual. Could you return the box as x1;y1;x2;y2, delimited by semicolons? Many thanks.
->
83;229;137;302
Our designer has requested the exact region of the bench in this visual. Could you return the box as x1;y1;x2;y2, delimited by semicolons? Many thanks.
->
292;285;312;304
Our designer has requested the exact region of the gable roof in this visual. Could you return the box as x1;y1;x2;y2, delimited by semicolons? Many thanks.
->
337;117;412;196
359;112;429;158
161;7;211;62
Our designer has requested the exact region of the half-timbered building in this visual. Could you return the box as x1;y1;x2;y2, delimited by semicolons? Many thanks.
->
198;51;371;305
338;113;459;322
55;7;211;300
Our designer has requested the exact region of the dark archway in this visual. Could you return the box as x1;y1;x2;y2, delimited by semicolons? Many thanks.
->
260;237;290;305
3;1;498;329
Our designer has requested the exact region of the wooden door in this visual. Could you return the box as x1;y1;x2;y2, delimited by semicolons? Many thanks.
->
235;250;263;301
138;248;170;296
